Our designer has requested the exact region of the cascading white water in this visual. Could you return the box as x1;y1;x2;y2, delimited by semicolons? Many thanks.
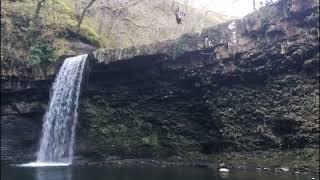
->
20;54;87;167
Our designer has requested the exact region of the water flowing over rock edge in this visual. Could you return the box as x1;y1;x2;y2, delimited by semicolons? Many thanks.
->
31;55;88;166
1;0;319;173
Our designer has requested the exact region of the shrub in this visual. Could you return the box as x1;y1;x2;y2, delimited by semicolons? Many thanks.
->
29;40;55;65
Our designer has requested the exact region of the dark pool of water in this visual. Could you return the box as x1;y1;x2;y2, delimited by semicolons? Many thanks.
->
1;165;319;180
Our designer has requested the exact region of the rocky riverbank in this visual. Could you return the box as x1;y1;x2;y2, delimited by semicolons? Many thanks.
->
73;148;319;175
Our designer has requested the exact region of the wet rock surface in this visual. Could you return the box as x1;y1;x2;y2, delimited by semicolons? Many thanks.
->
77;0;319;159
1;115;42;163
1;0;319;171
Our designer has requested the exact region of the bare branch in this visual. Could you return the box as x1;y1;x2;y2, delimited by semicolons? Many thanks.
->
33;0;47;22
76;0;98;32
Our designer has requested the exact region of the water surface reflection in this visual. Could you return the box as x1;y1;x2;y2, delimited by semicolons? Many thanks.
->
1;165;319;180
36;167;72;180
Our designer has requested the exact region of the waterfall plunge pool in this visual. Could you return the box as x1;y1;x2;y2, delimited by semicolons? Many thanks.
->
2;164;319;180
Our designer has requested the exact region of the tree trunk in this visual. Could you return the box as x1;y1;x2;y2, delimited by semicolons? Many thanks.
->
253;0;256;11
33;0;47;23
76;0;97;32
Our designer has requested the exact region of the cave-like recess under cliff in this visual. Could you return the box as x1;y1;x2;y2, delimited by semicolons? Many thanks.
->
1;0;319;163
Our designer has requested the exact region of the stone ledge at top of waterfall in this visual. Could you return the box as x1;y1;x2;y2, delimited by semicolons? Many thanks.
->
17;54;88;167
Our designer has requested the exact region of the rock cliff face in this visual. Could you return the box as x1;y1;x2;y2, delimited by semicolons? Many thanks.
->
77;0;319;158
1;61;62;162
1;0;319;165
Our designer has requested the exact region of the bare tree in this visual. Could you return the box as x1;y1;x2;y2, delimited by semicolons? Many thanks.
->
33;0;47;23
76;0;98;32
253;0;256;11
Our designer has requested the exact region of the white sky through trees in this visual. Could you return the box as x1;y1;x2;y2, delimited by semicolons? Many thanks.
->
187;0;278;17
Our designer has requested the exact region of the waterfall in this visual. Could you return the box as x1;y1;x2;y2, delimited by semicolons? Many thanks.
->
20;54;87;167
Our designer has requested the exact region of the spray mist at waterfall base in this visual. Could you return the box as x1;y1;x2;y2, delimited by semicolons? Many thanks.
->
17;55;88;167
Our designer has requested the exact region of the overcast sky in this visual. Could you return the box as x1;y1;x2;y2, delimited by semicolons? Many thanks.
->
187;0;276;17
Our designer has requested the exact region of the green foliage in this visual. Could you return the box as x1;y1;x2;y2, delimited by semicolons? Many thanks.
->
29;40;55;65
79;25;104;47
26;24;56;65
54;0;74;14
2;0;103;65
